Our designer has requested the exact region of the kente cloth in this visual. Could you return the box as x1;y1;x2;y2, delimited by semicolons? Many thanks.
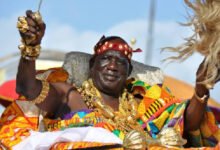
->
0;79;220;149
131;80;220;147
0;100;40;149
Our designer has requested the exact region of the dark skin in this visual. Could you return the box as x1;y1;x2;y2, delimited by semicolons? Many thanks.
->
91;51;130;97
90;50;131;110
16;11;131;114
16;10;216;142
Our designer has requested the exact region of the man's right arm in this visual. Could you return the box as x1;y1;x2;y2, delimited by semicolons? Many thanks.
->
16;10;64;113
16;58;65;113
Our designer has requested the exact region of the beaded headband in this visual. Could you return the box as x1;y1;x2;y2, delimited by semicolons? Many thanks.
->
94;41;142;62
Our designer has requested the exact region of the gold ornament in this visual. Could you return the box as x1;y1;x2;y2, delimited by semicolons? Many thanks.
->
78;79;187;149
17;16;29;33
33;11;43;24
18;42;41;61
78;79;141;134
123;130;147;150
17;11;44;60
130;38;137;48
17;16;37;45
31;81;50;104
157;127;187;148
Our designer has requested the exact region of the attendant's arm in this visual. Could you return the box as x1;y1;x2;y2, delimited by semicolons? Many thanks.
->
184;59;210;132
184;84;209;131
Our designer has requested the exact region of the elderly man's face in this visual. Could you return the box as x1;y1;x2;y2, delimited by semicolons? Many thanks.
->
90;50;130;97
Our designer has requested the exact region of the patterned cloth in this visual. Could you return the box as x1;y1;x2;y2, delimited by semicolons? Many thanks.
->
0;79;219;149
0;100;40;149
129;80;220;147
50;142;123;150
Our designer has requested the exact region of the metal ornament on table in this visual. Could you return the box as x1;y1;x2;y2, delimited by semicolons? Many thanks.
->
123;127;187;150
123;130;147;150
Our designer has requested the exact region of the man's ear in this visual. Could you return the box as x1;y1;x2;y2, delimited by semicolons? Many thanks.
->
89;56;96;69
89;56;96;78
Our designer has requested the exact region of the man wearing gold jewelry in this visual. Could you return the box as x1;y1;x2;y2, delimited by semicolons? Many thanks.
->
0;8;220;149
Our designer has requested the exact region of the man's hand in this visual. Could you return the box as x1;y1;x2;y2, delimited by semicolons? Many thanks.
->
194;58;210;102
184;58;210;132
17;10;46;46
195;58;220;96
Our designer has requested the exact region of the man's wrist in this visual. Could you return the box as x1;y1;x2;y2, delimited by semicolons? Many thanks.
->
19;43;41;61
194;84;210;103
194;90;209;103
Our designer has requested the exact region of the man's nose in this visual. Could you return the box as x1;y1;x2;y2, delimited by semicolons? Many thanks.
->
107;59;118;71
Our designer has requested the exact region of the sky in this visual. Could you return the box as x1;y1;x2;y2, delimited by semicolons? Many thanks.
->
0;0;220;103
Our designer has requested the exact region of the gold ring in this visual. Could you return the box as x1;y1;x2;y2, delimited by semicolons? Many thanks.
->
33;12;43;24
17;16;29;33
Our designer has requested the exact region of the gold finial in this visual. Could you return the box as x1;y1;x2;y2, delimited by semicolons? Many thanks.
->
130;38;136;48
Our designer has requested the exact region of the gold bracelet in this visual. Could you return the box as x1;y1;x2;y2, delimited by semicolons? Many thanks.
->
31;81;50;104
18;43;41;60
194;90;209;103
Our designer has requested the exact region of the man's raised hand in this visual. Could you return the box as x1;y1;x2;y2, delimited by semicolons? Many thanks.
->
17;10;46;46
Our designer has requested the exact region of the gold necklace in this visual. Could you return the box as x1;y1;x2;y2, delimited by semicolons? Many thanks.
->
77;78;142;133
77;79;187;149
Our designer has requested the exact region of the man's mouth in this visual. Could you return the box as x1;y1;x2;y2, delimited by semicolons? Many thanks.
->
103;73;119;81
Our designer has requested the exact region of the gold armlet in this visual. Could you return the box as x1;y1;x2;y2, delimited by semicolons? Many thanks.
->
31;81;50;104
19;43;41;61
194;90;209;103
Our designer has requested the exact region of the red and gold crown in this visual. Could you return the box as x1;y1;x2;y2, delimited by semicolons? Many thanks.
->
94;41;142;62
